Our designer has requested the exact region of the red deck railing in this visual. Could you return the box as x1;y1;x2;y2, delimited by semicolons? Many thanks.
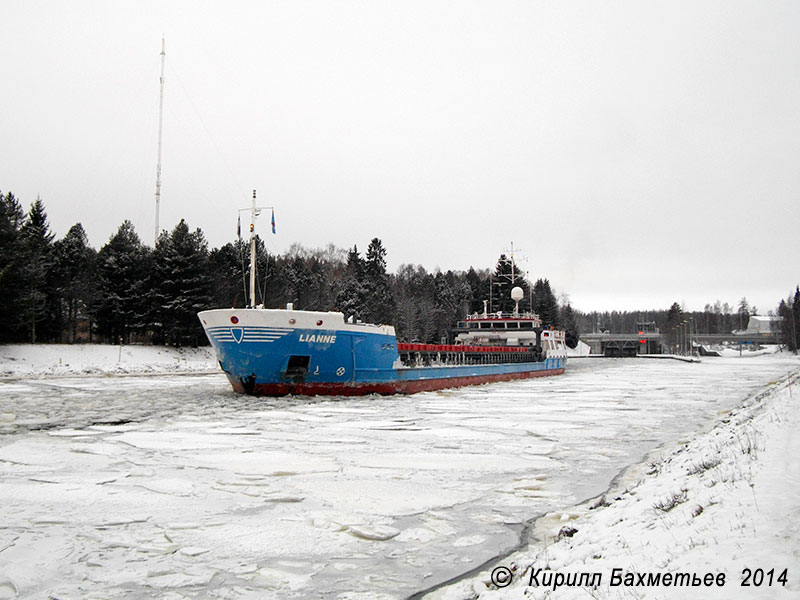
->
397;343;530;354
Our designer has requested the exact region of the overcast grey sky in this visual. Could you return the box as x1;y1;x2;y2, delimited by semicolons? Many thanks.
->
2;1;798;313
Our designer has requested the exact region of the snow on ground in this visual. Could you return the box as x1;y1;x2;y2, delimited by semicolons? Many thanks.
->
0;344;217;378
716;345;781;358
429;364;800;600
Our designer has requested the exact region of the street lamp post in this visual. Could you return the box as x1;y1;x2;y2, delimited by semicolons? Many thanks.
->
681;321;689;356
685;321;690;356
681;322;686;356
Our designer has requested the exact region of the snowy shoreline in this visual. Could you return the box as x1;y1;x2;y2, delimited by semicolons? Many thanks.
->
0;343;776;379
0;344;218;379
428;363;800;600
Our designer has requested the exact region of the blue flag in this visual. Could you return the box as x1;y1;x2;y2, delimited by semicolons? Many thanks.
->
271;209;276;234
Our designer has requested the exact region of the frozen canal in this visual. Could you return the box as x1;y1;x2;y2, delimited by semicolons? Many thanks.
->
0;355;796;599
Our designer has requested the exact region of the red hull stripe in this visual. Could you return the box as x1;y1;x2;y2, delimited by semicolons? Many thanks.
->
228;368;565;397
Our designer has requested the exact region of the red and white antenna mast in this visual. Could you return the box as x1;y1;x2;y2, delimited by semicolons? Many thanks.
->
154;36;166;245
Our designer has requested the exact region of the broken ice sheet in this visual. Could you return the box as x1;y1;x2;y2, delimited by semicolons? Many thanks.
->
0;356;796;598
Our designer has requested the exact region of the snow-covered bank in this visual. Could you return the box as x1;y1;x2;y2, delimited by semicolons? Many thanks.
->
429;366;800;600
0;344;217;378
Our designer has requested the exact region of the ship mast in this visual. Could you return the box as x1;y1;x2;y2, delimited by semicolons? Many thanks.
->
154;36;166;245
249;190;258;307
510;240;516;284
240;190;275;308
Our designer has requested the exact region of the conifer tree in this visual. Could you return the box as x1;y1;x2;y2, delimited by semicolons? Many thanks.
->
782;287;800;353
151;219;213;346
777;299;794;351
793;287;800;353
0;191;27;341
209;240;248;309
273;255;311;308
336;245;367;321
492;254;514;313
491;254;531;313
456;280;473;318
365;238;387;276
52;223;97;342
532;279;560;327
464;266;489;314
345;245;363;279
561;303;580;348
93;220;151;343
19;198;56;342
363;238;394;324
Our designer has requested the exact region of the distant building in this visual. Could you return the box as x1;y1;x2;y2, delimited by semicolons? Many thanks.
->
636;321;659;333
737;315;783;336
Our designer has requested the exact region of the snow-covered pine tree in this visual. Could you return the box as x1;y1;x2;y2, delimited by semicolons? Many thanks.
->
363;238;394;325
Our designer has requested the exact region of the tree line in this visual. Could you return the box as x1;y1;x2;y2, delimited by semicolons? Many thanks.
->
0;192;576;347
1;191;797;351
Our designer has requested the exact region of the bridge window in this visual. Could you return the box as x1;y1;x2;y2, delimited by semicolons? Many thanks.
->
468;322;478;329
520;322;533;329
506;322;519;329
492;322;505;329
479;322;491;329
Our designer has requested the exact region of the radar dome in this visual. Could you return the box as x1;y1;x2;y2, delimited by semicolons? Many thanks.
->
511;286;524;302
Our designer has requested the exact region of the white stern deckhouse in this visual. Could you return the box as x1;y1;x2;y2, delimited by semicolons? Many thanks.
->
454;311;568;361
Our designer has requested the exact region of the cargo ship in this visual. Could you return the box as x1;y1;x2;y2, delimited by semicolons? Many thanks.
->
198;194;566;396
